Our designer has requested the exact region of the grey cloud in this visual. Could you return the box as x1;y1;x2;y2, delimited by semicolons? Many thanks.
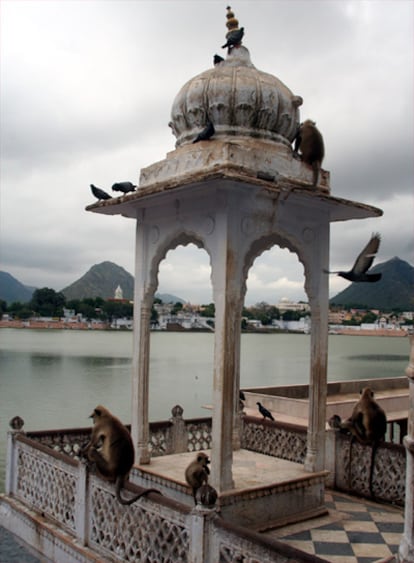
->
0;1;412;304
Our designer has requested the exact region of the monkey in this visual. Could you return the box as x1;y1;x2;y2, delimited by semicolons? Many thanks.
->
342;387;387;444
185;452;210;504
293;119;325;187
332;388;386;497
81;405;160;505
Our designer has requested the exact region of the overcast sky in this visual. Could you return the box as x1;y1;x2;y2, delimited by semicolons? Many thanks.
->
1;0;413;306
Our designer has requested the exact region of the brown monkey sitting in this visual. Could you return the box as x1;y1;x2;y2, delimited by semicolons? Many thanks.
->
294;119;325;186
342;387;387;444
82;405;160;505
334;388;386;496
185;452;210;504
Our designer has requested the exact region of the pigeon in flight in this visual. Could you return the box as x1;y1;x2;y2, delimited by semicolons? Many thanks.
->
193;120;215;143
256;402;275;422
90;184;112;201
324;233;382;282
222;27;244;49
111;181;137;194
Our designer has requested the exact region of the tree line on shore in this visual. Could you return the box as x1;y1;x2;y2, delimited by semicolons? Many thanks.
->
1;287;412;327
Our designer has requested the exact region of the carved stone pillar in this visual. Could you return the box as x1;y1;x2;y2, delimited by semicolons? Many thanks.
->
232;296;243;451
210;202;243;491
134;301;151;464
304;222;329;473
399;335;414;562
131;217;152;464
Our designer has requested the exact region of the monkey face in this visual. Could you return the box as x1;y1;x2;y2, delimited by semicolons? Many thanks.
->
197;453;210;465
90;405;109;423
360;387;374;399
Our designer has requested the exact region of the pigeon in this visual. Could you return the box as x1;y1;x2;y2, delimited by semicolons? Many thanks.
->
193;120;215;143
90;184;112;201
213;54;224;66
221;27;244;49
111;181;137;194
256;402;275;421
324;233;382;282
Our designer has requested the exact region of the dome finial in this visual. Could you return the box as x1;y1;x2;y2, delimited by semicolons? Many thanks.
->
222;6;244;51
225;6;239;33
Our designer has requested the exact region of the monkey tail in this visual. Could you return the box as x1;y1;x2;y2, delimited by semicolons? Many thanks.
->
369;442;378;498
312;161;320;187
115;477;161;506
347;436;355;490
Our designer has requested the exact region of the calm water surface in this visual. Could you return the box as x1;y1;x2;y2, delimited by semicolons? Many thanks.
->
0;328;410;489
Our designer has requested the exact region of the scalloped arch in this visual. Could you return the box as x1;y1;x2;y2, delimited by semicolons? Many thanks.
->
242;233;310;303
145;231;212;302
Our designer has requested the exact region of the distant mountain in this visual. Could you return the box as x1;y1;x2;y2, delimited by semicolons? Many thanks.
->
0;271;36;304
60;261;186;303
330;257;413;311
61;261;134;301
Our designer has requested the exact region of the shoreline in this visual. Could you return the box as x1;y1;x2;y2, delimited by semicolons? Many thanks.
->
0;320;409;336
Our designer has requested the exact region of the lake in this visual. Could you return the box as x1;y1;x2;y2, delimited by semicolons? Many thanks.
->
0;328;410;490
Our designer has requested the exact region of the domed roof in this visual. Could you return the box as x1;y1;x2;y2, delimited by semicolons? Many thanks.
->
169;11;303;148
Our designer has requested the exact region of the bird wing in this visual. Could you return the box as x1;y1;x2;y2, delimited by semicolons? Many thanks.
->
352;233;381;275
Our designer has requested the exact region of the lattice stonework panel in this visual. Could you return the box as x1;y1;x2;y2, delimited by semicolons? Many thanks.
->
336;433;406;505
149;427;169;457
219;541;276;563
242;420;307;464
89;482;189;563
186;421;212;451
32;431;89;459
16;446;76;531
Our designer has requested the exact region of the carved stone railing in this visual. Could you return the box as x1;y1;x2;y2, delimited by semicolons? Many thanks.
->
3;430;327;563
213;515;327;563
332;431;406;505
241;415;307;464
27;408;212;460
88;479;190;561
24;407;408;507
11;435;79;535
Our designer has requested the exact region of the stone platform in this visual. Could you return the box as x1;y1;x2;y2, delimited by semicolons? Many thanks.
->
131;449;329;530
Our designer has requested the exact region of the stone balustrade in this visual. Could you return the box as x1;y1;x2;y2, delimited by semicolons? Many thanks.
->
2;430;326;563
22;406;406;505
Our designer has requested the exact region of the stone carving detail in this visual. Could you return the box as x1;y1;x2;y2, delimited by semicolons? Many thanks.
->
186;420;212;451
241;419;307;464
170;46;302;147
335;433;406;504
149;426;170;457
16;446;76;532
24;417;407;507
31;430;89;459
89;482;189;562
219;542;274;563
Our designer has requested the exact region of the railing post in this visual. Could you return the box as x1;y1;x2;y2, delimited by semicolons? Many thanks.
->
5;431;17;495
188;485;218;563
75;461;89;545
5;417;25;495
169;405;187;454
399;335;414;562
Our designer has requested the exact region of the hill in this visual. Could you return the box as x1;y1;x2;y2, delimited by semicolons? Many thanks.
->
61;261;134;301
330;257;413;311
60;262;186;303
0;271;36;304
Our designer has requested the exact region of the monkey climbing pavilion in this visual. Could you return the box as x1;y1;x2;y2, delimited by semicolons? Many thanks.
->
3;7;414;563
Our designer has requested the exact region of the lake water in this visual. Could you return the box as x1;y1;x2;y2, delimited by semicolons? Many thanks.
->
0;328;410;490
